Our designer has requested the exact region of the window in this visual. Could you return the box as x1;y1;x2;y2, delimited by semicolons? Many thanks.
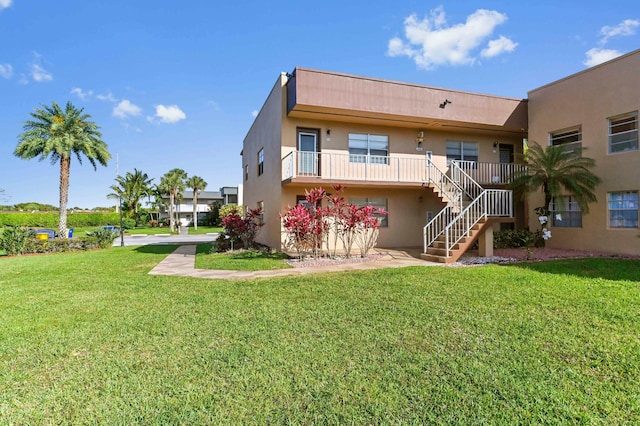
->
348;133;389;164
608;191;638;228
349;197;388;227
609;112;638;153
446;141;478;165
550;126;582;156
244;164;249;181
257;148;264;176
550;196;582;227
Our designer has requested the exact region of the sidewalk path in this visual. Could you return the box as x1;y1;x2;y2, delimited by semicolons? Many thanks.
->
149;245;439;280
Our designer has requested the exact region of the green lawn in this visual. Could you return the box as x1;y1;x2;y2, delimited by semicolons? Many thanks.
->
195;243;292;270
1;249;639;424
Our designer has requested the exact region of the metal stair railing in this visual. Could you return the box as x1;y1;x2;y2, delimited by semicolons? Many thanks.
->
423;159;513;257
438;189;511;257
425;157;463;212
449;160;484;200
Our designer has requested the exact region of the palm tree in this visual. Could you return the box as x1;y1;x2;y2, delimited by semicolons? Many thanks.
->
159;168;187;232
14;101;110;238
186;175;207;230
509;142;602;241
107;168;153;222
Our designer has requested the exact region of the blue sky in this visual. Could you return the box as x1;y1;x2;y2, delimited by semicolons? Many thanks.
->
0;0;638;208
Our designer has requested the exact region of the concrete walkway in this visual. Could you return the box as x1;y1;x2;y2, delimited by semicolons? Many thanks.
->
149;245;439;280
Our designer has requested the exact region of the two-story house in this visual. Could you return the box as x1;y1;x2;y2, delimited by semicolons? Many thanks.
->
242;68;528;262
161;186;240;227
242;49;640;260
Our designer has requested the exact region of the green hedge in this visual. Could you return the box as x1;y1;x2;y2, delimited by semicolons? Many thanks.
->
0;212;120;228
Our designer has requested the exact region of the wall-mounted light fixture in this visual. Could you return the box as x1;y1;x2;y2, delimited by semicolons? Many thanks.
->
416;130;424;151
439;99;452;109
418;195;424;203
493;141;499;153
326;128;331;141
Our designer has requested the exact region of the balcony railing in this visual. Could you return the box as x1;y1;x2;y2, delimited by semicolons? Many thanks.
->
453;161;526;185
283;151;526;185
282;151;429;182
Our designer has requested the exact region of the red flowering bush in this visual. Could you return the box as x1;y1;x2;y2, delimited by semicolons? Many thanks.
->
219;208;263;250
281;185;387;259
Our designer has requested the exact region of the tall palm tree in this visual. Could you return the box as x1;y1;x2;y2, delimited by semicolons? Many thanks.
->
159;168;187;232
107;168;153;222
186;175;207;230
14;101;110;238
509;142;602;232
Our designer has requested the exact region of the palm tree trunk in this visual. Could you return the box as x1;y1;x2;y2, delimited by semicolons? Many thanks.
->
169;192;175;232
193;193;198;231
58;157;70;239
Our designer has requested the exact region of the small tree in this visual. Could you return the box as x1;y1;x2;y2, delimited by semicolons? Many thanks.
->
509;142;601;245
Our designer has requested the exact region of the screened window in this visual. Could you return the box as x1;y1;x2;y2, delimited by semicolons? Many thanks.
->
609;112;638;153
257;148;264;176
446;141;478;165
348;133;389;164
608;191;638;228
349;197;388;227
550;196;582;227
550;126;582;156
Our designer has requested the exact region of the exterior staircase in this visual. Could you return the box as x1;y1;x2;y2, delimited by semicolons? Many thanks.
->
421;159;513;263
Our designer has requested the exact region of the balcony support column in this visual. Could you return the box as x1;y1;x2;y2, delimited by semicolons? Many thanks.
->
477;226;494;258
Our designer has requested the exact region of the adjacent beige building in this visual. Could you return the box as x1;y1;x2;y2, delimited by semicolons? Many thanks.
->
528;49;639;255
242;49;639;259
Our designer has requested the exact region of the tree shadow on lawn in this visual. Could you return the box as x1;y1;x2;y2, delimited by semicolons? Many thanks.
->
132;244;179;255
509;258;640;283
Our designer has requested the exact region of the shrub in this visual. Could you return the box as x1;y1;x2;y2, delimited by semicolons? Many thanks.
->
220;208;262;250
122;218;136;230
0;212;121;227
85;228;119;249
0;227;33;256
148;219;159;228
493;228;537;249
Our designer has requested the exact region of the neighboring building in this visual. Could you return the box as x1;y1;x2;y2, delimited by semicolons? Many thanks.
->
242;68;528;262
160;187;239;226
527;49;640;256
243;50;640;259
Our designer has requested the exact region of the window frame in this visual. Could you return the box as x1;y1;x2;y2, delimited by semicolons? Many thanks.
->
608;191;639;228
608;112;638;154
348;133;389;164
446;141;478;165
257;148;264;176
349;197;388;227
550;126;582;156
244;164;249;181
549;196;582;228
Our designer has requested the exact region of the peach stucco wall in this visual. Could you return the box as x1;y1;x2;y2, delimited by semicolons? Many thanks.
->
528;49;640;255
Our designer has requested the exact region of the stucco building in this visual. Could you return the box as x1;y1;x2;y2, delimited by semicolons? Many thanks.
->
241;49;639;260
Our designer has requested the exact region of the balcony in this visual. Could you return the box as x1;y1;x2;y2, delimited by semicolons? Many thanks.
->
282;151;429;185
282;151;526;186
452;161;526;186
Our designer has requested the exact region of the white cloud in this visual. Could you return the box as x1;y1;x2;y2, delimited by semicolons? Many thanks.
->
387;6;515;69
113;99;142;118
70;87;93;100
96;92;117;102
154;104;186;123
0;63;12;79
600;19;640;44
481;35;518;58
31;64;52;82
583;18;639;68
251;110;259;118
583;47;622;67
0;0;11;11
